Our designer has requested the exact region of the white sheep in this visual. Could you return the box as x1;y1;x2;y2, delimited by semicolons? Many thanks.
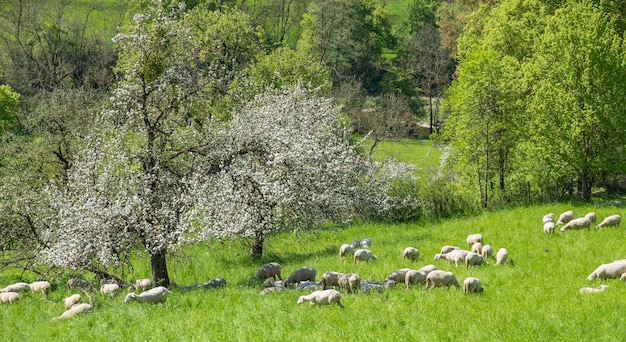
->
496;248;509;265
285;267;316;287
0;282;30;293
100;283;121;298
440;246;460;254
425;270;461;290
556;210;574;225
471;242;483;254
543;213;555;224
386;268;412;283
30;281;51;298
339;244;355;261
481;245;493;259
64;294;83;310
354;249;377;265
124;286;172;304
405;269;431;289
543;222;555;235
466;234;483;246
434;249;469;267
465;252;486;268
321;271;344;290
597;215;621;229
338;273;360;293
587;261;626;281
297;289;343;308
254;262;283;280
579;285;609;294
463;277;484;294
51;303;92;321
584;212;597;223
559;217;591;232
361;238;372;249
402;247;420;261
0;292;20;304
134;278;154;292
67;278;92;291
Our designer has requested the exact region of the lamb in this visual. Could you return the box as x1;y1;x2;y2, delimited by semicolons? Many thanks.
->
496;248;509;265
354;249;377;265
556;210;574;225
124;286;172;304
29;281;51;298
0;282;30;293
463;277;484;294
134;278;154;292
285;266;316;287
579;285;609;294
361;238;372;249
584;212;597;223
64;294;83;310
321;271;344;290
386;268;411;283
402;247;420;261
0;292;20;304
543;222;555;235
254;262;283;280
559;217;591;232
339;244;355;261
465;252;486;268
425;270;461;290
587;261;626;281
471;242;483;254
338;273;360;293
440;246;460;254
597;215;621;229
100;283;121;298
481;245;493;259
297;289;343;308
434;249;469;267
543;213;555;224
466;234;483;246
67;278;92;291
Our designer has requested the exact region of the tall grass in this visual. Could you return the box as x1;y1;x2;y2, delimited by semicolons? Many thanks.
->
3;203;626;340
369;138;442;177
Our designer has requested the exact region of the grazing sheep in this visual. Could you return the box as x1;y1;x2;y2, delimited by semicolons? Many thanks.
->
440;246;460;254
354;249;378;265
560;217;591;232
285;267;316;287
361;238;372;249
434;249;469;267
64;294;83;310
67;278;92;291
543;213;555;224
587;261;626;281
100;283;121;298
321;271;344;290
496;248;509;265
463;277;484;294
405;269;429;289
386;268;412;283
134;278;154;293
339;244;355;261
297;289;343;308
597;215;621;229
338;273;360;293
556;210;574;225
0;292;20;304
254;262;283;280
466;234;483;246
481;245;493;259
465;252;486;268
0;282;30;293
52;303;92;321
30;281;51;298
471;242;483;254
584;212;597;223
425;270;461;290
543;222;555;235
579;285;609;294
402;247;420;261
124;286;172;304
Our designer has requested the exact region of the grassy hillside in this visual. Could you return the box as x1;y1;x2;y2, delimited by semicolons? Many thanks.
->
2;202;625;340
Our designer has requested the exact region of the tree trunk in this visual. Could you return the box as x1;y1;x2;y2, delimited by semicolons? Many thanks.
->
250;230;265;261
151;250;170;288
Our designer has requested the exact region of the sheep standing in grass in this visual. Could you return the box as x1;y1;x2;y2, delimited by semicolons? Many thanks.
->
354;249;377;265
52;303;92;321
0;282;30;293
0;292;20;304
339;244;355;261
556;210;574;225
434;249;469;267
579;285;609;294
560;217;591;232
321;272;344;290
100;283;121;298
254;262;283;280
463;277;483;294
597;215;621;229
30;281;51;298
496;248;509;265
543;213;555;223
64;294;83;309
466;234;483;246
587;261;626;281
297;289;343;308
134;278;154;292
440;246;460;254
471;242;483;255
338;273;360;293
465;252;486;268
386;268;411;283
543;222;555;235
584;212;597;223
425;270;461;290
124;286;172;304
402;247;420;261
481;245;493;259
285;267;316;287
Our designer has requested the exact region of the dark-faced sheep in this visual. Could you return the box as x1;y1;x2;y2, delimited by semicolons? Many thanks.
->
285;267;316;287
254;262;283;281
297;289;343;308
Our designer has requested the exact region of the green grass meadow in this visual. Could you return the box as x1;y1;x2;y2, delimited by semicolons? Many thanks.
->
2;200;626;340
